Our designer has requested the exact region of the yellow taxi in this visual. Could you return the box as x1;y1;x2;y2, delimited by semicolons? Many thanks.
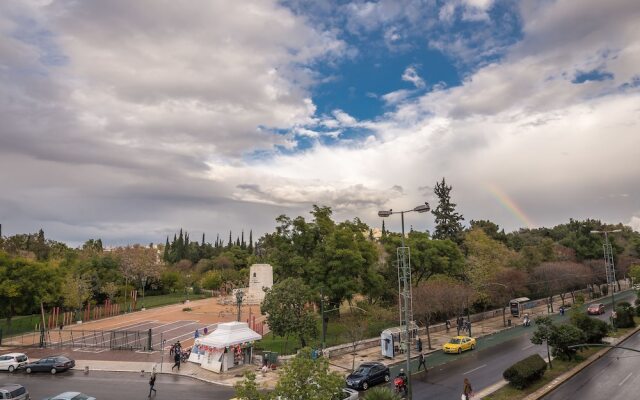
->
442;336;476;354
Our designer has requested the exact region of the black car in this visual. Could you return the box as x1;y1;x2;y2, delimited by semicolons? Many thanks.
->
345;361;390;390
24;356;75;374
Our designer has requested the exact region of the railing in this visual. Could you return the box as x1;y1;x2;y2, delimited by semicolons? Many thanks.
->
2;328;150;350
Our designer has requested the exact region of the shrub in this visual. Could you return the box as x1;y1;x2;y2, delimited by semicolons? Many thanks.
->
614;304;636;328
182;307;192;312
571;314;609;343
503;354;547;389
550;324;585;360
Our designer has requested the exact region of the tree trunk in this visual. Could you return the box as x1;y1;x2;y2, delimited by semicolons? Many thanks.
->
300;335;306;348
559;293;566;306
426;321;433;350
502;307;506;327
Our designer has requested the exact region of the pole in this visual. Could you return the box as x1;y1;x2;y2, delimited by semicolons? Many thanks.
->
400;211;412;400
124;276;128;313
605;232;616;331
321;287;326;349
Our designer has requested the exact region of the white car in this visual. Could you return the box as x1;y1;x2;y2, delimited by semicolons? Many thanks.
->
45;393;96;400
0;353;29;373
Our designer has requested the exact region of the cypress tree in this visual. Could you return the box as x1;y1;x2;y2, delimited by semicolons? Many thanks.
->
248;230;253;253
381;220;387;238
236;236;240;247
241;230;246;249
202;232;205;246
432;177;464;243
228;231;232;248
163;236;170;261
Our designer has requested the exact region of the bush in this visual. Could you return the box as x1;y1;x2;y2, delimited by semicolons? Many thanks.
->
571;314;609;343
550;324;585;360
614;304;636;328
182;307;192;312
503;354;548;389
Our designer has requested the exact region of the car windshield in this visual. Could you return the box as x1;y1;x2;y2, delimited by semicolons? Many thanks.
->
449;338;462;344
354;367;371;375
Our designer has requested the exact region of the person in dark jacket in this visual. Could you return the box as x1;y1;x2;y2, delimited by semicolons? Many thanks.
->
148;372;157;397
463;378;473;400
172;351;181;371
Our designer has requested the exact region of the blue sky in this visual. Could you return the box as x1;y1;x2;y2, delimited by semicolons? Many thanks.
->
0;0;639;245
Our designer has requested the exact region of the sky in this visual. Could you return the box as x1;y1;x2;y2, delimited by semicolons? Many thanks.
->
1;0;639;247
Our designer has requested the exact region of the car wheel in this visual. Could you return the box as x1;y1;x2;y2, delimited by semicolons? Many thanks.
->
51;368;57;374
26;367;32;374
457;348;462;354
362;381;369;390
384;374;390;382
471;344;476;350
8;365;15;372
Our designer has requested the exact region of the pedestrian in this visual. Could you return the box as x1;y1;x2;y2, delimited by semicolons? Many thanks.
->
559;306;565;316
194;328;200;339
169;343;174;356
463;378;473;400
418;352;427;371
416;337;423;353
148;372;157;397
445;320;451;333
204;326;209;335
172;350;181;371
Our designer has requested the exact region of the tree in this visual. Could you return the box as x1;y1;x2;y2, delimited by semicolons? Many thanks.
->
413;279;451;349
113;245;162;290
0;252;60;328
530;316;554;369
341;309;369;371
61;274;92;315
431;178;464;243
261;278;317;348
273;348;344;400
234;372;267;400
200;270;223;290
100;281;119;300
464;228;518;288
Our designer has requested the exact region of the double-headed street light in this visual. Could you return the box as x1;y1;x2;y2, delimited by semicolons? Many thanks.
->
590;229;622;329
378;202;430;400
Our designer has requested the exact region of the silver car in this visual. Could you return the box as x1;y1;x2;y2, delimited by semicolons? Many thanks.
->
45;393;96;400
0;384;30;400
0;353;29;372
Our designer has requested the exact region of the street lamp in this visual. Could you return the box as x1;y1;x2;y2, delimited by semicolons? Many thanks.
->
235;290;244;322
591;229;622;330
378;202;430;400
141;276;147;308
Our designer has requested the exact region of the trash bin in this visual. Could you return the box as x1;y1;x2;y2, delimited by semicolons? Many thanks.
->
507;319;512;326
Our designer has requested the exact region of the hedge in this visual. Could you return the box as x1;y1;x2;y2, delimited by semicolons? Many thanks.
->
503;354;548;389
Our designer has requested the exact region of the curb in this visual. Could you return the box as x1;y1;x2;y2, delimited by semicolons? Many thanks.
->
70;365;237;387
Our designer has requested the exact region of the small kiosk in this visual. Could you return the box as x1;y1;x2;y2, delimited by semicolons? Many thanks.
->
380;322;418;358
188;321;261;373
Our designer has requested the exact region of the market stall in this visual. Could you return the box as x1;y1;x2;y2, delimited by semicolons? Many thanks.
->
188;321;262;373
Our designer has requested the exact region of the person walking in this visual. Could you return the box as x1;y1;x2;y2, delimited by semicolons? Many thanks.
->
463;378;473;400
416;337;423;353
204;326;209;335
172;350;181;371
148;372;157;397
417;352;427;371
194;328;200;339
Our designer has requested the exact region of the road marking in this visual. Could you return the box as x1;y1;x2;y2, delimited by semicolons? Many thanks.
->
619;372;633;386
463;364;487;375
521;344;535;350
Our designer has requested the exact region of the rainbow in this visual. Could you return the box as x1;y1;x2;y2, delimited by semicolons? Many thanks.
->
487;184;535;229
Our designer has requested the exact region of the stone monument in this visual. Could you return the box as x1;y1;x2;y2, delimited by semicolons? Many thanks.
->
246;264;273;304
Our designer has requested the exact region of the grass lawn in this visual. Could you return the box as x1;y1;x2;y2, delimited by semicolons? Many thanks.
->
606;316;640;338
484;347;601;400
0;314;42;337
254;313;395;355
135;292;209;310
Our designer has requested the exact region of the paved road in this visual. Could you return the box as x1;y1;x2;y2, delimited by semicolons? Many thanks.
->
383;290;636;400
0;370;235;400
542;329;640;400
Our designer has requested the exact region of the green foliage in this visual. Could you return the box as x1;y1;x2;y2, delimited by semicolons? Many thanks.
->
200;270;222;290
363;387;403;400
261;278;317;347
160;270;182;293
503;354;547;389
431;177;464;243
549;324;585;360
570;313;608;343
628;265;640;285
234;371;267;400
614;303;636;328
273;348;344;400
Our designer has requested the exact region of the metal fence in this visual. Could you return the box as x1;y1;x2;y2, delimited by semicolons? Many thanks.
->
1;328;152;351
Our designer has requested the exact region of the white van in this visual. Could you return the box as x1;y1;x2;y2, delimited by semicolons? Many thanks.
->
0;384;30;399
0;353;29;373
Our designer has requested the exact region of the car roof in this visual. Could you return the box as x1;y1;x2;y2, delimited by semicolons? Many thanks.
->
1;353;27;357
452;336;470;339
50;392;81;399
359;362;383;367
0;384;24;389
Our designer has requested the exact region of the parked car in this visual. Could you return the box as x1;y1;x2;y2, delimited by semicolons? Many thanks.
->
345;362;390;390
0;353;29;372
442;336;476;354
341;388;358;399
44;392;95;400
0;383;30;399
587;303;605;315
24;356;75;374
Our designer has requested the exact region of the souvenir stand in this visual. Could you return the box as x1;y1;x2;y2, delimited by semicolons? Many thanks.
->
188;321;262;373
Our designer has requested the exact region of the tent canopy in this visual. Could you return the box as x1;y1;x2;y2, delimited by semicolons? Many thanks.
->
199;321;262;348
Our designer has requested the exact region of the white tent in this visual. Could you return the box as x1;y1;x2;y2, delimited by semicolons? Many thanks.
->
189;321;262;373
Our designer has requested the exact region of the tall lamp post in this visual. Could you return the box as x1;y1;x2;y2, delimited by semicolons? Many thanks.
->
378;202;430;400
591;229;621;330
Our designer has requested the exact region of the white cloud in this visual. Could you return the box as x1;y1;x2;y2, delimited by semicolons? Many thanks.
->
629;216;640;233
402;66;425;88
